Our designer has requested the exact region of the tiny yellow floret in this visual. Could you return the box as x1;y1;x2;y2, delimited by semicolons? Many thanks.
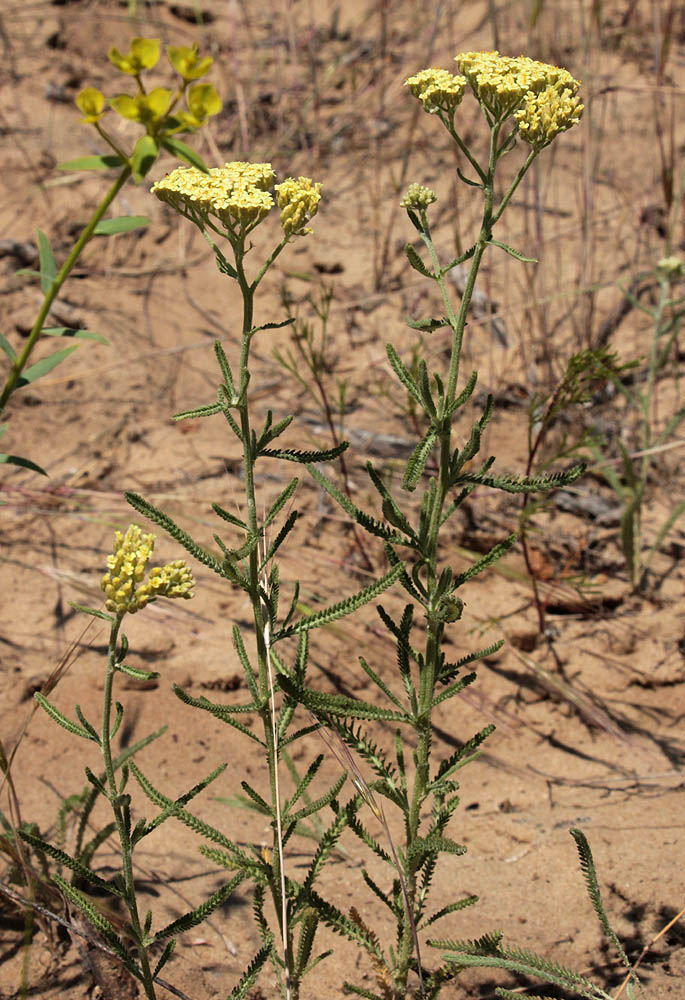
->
405;68;466;114
109;37;161;75
657;256;683;280
100;524;194;616
400;183;436;210
76;87;106;124
274;176;322;237
167;43;213;81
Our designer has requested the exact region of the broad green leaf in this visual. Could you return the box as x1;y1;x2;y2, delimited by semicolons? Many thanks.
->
37;230;57;294
0;334;16;361
130;134;158;182
38;326;96;344
0;452;47;475
93;215;150;236
58;155;126;171
41;326;108;343
17;346;78;386
161;135;209;172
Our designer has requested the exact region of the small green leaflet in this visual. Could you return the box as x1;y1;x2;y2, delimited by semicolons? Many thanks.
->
93;216;150;236
487;239;537;263
58;155;126;171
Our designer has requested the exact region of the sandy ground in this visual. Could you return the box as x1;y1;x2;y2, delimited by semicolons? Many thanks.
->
0;1;684;998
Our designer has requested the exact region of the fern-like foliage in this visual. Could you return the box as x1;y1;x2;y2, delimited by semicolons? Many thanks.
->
570;828;644;997
125;492;229;577
52;873;135;970
227;941;274;999
129;762;234;850
20;831;124;898
262;443;349;463
307;462;409;543
430;936;613;1000
457;463;585;494
274;562;404;641
154;871;245;941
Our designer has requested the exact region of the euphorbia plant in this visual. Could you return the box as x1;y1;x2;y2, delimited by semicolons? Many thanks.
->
0;37;221;474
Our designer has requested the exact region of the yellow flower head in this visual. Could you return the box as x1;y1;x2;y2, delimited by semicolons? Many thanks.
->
76;86;106;124
514;83;583;148
456;50;580;123
109;37;161;75
167;43;213;81
405;68;466;114
178;82;223;129
657;256;684;280
151;161;276;233
110;88;172;125
400;183;436;210
274;176;322;237
100;524;194;616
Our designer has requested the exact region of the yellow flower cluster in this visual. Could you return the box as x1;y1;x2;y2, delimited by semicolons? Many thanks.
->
455;51;581;132
152;162;276;231
400;183;436;210
274;176;322;236
101;525;194;616
75;37;221;133
405;68;466;114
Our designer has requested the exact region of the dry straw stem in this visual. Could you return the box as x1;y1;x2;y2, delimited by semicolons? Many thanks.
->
0;883;197;1000
613;904;685;999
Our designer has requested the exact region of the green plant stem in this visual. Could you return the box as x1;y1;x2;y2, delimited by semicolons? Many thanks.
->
394;120;544;998
234;240;294;997
0;166;132;416
394;126;508;999
102;616;156;1000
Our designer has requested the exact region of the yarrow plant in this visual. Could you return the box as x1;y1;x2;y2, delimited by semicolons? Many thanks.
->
0;37;220;475
23;45;649;1000
21;529;246;1000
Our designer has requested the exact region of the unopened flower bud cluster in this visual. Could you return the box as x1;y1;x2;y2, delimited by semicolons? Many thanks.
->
101;524;194;615
275;176;322;236
400;183;437;210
